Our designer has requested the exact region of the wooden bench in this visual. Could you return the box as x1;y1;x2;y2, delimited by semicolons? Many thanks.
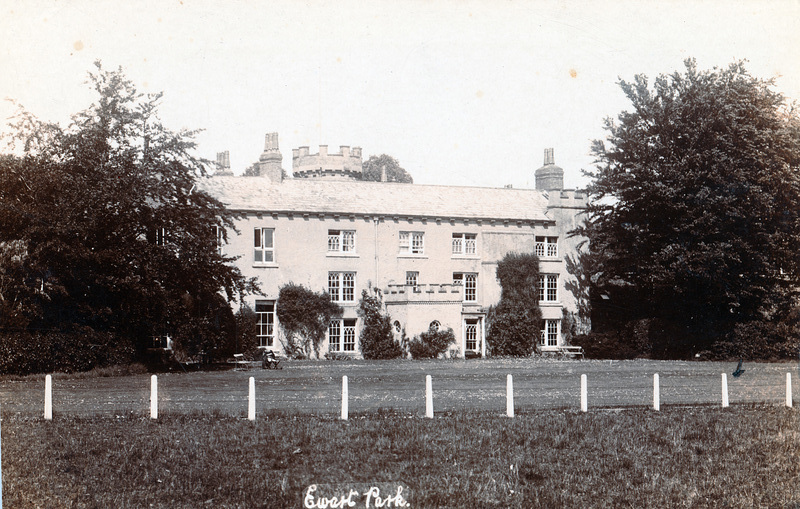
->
232;353;250;370
557;346;584;359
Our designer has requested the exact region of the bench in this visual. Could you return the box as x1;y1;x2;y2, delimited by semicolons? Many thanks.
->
232;353;250;370
557;346;584;359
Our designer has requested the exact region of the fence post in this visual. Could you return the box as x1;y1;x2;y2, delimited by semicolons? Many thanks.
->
248;377;256;421
150;375;158;419
721;373;729;408
425;375;433;418
580;374;588;412
506;374;514;418
44;374;52;420
653;373;660;411
787;373;793;408
341;376;348;421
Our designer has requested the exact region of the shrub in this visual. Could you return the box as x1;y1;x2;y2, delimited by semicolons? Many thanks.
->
0;328;135;375
486;252;543;356
486;303;539;357
409;326;455;359
276;283;342;359
708;317;800;361
358;289;404;360
570;332;639;360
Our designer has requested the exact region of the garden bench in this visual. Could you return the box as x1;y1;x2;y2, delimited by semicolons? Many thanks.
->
233;353;250;370
557;346;584;359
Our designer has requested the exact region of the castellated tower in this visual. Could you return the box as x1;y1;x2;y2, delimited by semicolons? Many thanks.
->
292;145;363;180
257;132;284;182
215;150;233;176
535;148;564;191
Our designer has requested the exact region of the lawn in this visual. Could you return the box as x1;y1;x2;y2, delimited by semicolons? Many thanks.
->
1;359;798;508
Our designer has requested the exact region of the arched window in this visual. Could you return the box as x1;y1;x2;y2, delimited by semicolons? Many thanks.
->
393;320;402;333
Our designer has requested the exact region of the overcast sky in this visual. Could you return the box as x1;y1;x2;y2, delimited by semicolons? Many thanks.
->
2;0;798;189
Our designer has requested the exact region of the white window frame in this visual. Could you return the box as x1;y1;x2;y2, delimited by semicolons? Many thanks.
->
329;272;356;303
329;318;357;352
453;272;478;302
538;274;559;302
255;300;275;347
465;318;479;351
452;233;477;256
540;319;560;347
406;271;419;287
535;236;558;258
254;227;275;264
327;229;356;254
399;231;424;255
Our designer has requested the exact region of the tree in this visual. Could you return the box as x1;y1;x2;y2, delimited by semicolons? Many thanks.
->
357;288;404;359
0;62;258;365
486;252;543;356
578;59;800;353
361;154;413;183
275;283;342;359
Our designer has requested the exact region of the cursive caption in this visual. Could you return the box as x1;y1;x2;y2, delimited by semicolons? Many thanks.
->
304;483;410;508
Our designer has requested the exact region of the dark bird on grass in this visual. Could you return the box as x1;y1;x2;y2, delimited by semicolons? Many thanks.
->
732;358;745;378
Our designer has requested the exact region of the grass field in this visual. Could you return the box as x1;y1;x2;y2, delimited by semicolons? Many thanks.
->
1;359;798;508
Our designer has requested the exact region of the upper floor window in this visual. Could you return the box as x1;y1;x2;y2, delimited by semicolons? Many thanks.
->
535;236;558;258
255;300;275;347
254;227;275;263
399;231;424;255
328;230;356;253
212;225;224;255
452;233;477;256
453;272;477;302
406;271;419;287
329;272;356;303
538;274;558;302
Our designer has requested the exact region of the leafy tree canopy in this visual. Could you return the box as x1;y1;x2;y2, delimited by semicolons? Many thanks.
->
0;62;258;360
578;59;800;348
361;154;413;183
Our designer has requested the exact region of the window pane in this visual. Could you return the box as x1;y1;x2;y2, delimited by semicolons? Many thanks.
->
342;273;355;302
343;231;355;252
465;234;476;255
328;273;340;301
452;234;463;254
263;229;273;248
329;320;341;351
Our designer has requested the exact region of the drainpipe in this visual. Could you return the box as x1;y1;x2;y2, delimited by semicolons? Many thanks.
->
373;218;380;287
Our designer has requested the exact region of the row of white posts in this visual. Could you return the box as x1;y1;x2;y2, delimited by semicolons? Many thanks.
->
40;372;795;421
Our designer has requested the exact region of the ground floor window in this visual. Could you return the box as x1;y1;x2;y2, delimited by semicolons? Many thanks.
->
329;318;357;352
256;300;275;347
540;319;560;347
465;318;479;351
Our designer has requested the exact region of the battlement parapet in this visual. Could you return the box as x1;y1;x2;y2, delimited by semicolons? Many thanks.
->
292;144;363;180
544;188;588;209
384;283;463;303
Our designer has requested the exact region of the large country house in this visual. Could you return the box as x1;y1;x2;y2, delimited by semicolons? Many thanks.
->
199;134;587;358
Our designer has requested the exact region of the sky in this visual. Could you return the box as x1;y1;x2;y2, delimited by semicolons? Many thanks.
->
1;0;799;190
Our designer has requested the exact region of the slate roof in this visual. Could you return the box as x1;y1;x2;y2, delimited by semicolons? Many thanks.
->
198;176;552;223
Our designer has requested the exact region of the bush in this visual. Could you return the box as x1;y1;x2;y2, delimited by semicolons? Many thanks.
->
708;318;800;361
358;289;404;360
0;328;135;375
570;332;639;360
486;303;539;357
409;326;455;359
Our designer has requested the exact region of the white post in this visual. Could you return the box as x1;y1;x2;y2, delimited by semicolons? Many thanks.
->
580;374;588;412
44;374;52;420
506;374;514;417
248;377;256;421
425;375;433;418
653;373;660;411
150;374;158;419
341;376;348;421
721;373;729;408
787;373;793;408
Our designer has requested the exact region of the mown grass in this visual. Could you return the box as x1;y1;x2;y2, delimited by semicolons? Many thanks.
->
2;405;798;508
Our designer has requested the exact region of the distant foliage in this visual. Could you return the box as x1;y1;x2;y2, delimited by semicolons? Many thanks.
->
486;253;543;356
276;283;342;359
361;154;414;183
358;289;405;359
409;326;455;359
